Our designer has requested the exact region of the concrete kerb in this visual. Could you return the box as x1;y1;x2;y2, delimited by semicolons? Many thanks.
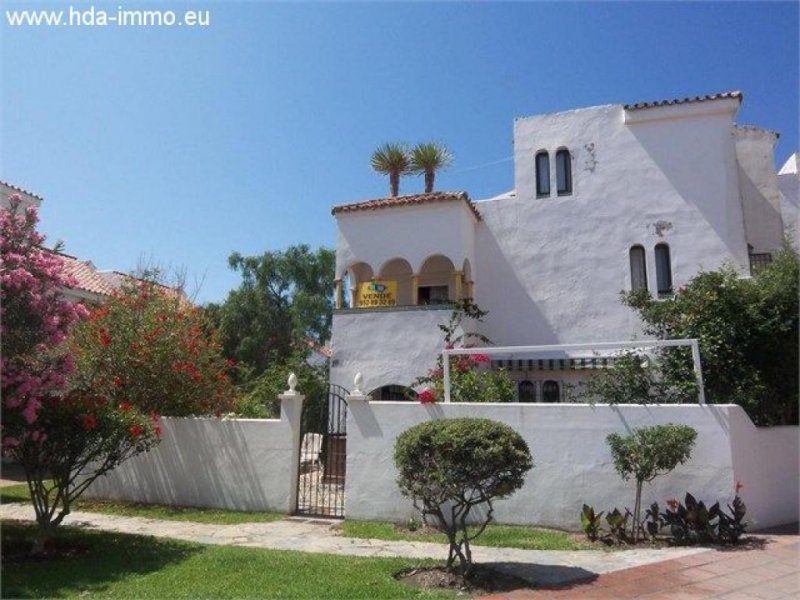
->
0;503;707;587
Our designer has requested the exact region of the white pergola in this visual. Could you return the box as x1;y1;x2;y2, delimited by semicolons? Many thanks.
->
441;339;706;404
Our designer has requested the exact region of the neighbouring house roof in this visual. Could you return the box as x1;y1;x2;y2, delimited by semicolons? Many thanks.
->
0;180;44;202
624;90;743;111
303;337;332;358
54;252;119;298
47;252;189;304
99;270;191;306
331;191;481;221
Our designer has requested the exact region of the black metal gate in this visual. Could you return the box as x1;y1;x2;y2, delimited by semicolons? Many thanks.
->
295;384;348;518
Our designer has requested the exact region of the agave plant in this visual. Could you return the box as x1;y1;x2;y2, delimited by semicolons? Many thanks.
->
410;143;454;193
370;143;412;197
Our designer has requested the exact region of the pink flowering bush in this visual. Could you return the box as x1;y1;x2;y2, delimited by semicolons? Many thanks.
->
1;196;159;553
413;300;514;403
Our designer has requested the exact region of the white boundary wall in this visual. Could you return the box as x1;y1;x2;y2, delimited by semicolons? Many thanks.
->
346;402;798;531
87;395;304;513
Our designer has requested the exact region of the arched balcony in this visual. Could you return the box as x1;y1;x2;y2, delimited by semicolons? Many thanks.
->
334;253;473;310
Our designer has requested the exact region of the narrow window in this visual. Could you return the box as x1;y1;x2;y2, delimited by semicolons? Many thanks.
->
629;245;648;292
536;151;550;197
542;380;560;403
556;149;572;195
518;380;535;403
655;243;673;298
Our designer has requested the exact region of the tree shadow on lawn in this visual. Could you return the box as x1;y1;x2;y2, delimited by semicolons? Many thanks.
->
2;520;201;598
484;561;598;589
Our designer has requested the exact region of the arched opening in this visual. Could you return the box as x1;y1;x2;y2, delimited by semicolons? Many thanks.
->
518;380;535;403
346;262;374;308
378;258;414;306
418;255;456;305
629;245;648;292
542;380;561;403
536;150;550;198
462;258;473;300
654;243;673;298
556;148;572;196
369;385;417;401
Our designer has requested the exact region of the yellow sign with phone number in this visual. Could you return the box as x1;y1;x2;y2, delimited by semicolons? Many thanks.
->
356;280;397;307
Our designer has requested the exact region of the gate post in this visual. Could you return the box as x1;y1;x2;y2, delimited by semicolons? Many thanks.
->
345;372;369;406
280;373;305;514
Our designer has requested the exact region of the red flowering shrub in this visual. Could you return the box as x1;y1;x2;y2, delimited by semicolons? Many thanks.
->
413;300;514;404
69;282;235;417
1;196;159;553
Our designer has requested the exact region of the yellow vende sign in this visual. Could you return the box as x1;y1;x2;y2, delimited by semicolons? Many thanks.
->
357;280;397;307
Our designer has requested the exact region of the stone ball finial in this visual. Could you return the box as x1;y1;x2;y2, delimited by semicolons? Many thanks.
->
288;372;298;394
353;372;364;395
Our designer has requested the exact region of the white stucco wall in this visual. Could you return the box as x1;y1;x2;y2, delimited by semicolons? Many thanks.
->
329;307;466;391
335;202;477;278
734;126;785;253
481;101;749;346
87;396;303;512
778;153;799;249
346;402;798;531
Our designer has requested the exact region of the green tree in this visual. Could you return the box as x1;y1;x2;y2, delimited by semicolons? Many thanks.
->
607;424;697;543
235;352;328;424
623;242;799;425
394;418;533;575
209;245;334;382
370;143;412;197
410;143;454;193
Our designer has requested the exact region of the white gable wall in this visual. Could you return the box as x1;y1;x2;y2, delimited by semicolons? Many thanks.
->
477;101;750;346
734;126;786;253
335;202;476;277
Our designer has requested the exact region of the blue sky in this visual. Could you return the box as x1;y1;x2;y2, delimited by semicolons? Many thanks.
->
2;1;797;304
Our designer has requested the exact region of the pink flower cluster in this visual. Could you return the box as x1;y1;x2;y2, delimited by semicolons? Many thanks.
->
1;196;87;447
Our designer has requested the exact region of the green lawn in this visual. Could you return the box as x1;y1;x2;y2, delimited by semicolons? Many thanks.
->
340;519;592;551
1;483;283;525
2;520;452;599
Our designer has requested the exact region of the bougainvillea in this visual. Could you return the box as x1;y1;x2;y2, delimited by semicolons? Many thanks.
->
69;282;236;417
1;196;160;553
412;300;515;403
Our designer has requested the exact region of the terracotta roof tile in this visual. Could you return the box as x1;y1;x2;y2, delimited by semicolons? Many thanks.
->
624;90;742;111
53;253;118;297
332;191;481;221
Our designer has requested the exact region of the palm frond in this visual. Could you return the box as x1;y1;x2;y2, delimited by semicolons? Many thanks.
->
370;143;412;175
409;143;454;174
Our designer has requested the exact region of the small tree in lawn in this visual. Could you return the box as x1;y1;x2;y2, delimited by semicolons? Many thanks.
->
1;196;160;553
394;418;533;576
606;424;697;543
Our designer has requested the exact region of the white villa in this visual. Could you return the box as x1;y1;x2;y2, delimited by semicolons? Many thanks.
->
329;91;798;400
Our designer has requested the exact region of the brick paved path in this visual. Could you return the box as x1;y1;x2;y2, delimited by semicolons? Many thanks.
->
481;529;799;599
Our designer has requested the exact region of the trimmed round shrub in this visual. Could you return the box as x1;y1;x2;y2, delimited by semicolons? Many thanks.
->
394;418;533;574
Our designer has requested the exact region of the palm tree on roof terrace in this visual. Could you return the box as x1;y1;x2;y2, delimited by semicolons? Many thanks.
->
370;143;412;197
410;143;454;193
